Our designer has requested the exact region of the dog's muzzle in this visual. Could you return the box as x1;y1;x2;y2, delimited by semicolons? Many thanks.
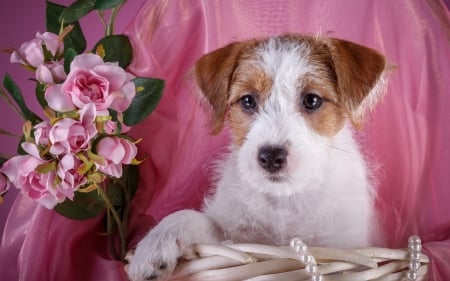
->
257;145;288;174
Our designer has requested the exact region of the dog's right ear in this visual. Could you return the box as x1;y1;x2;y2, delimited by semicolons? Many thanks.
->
194;41;255;134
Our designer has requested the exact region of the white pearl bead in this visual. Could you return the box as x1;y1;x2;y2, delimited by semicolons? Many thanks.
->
294;242;308;254
408;235;421;245
290;237;303;248
408;242;422;252
409;251;421;261
406;269;418;280
409;260;421;271
311;273;323;281
300;253;313;264
305;263;318;273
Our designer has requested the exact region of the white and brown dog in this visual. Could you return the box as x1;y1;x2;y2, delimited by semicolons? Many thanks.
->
127;34;387;281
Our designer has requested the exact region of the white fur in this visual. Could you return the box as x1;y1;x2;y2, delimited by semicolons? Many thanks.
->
127;37;380;281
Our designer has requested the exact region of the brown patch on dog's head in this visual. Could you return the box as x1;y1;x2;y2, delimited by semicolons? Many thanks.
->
290;36;349;136
326;38;387;127
226;54;274;145
293;35;387;134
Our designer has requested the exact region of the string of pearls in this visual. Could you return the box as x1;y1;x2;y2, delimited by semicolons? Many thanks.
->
290;238;323;281
290;235;423;281
406;235;422;281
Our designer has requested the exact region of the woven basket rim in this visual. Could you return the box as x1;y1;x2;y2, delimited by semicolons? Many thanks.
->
164;243;430;281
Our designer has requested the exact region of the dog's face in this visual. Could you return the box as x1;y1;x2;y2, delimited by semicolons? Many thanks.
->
195;35;386;196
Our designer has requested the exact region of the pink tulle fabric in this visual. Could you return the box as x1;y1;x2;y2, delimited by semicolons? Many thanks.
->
1;0;449;280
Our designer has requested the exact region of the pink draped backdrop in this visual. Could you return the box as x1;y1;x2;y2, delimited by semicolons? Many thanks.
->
1;0;449;280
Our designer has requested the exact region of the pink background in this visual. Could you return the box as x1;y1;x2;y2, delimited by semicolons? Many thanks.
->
0;0;146;234
1;1;450;280
2;0;450;239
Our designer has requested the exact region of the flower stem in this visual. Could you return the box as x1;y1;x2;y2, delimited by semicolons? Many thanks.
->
0;86;25;120
0;152;13;159
106;208;120;260
106;2;125;36
0;128;21;138
97;186;127;261
96;10;108;36
116;178;130;243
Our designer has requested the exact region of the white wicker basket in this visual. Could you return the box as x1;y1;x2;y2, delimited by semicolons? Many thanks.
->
166;242;429;281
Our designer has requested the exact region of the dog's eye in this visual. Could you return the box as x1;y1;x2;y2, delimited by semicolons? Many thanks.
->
302;93;323;110
239;94;258;112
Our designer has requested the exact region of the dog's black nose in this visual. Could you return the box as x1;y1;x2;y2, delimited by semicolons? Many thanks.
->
258;146;288;173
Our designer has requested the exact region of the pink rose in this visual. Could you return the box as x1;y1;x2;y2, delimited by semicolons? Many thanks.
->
104;120;130;134
55;154;86;200
1;155;62;209
1;154;85;208
36;61;66;84
45;53;136;114
10;32;63;68
0;172;10;195
49;104;98;155
34;121;52;146
95;136;137;178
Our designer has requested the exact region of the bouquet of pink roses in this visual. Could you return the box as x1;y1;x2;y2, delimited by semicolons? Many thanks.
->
0;0;164;260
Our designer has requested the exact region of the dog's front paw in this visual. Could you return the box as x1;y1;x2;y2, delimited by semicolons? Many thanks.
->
125;210;224;281
126;232;185;281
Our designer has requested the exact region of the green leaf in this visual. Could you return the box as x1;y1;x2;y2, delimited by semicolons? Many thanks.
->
63;28;87;57
46;1;64;33
59;0;95;23
93;35;132;68
42;45;54;62
35;82;48;108
123;78;165;126
124;164;139;200
64;48;77;74
3;74;42;124
54;190;106;220
46;1;87;54
0;157;7;166
94;0;124;10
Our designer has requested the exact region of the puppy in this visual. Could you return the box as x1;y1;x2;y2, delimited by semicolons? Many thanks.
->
127;34;387;281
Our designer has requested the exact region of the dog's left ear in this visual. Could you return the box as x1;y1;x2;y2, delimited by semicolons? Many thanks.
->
328;39;388;127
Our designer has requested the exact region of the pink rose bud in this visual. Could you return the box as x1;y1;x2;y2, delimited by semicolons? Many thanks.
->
104;120;131;134
0;172;10;196
36;32;64;58
95;136;138;178
34;121;52;146
36;61;66;84
104;120;118;134
45;53;136;114
10;32;63;68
